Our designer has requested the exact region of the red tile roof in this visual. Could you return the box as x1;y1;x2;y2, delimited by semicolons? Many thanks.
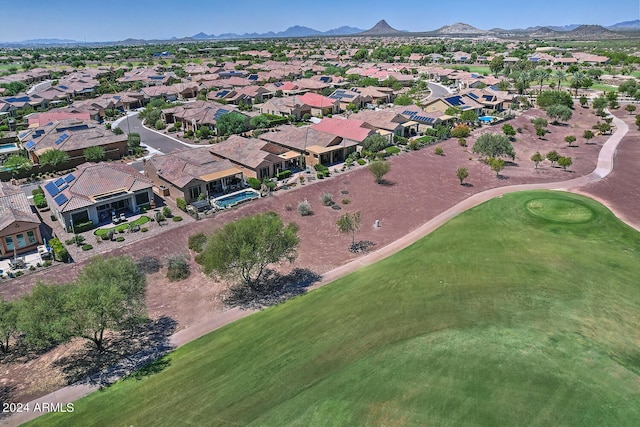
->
310;117;373;143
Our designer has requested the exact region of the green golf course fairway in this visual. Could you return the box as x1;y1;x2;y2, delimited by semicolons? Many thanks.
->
29;191;640;426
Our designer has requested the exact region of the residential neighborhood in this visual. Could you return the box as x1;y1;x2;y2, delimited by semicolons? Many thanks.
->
1;5;640;425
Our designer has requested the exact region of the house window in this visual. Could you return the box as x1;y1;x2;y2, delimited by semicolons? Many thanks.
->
189;186;201;200
259;167;270;179
16;234;26;248
135;191;149;205
71;211;89;224
27;230;36;245
5;236;14;251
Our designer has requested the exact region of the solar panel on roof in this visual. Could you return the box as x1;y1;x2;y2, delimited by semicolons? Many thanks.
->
58;85;68;90
482;95;494;101
19;132;29;139
44;182;59;197
25;141;35;150
214;109;230;120
274;82;283;87
248;74;258;80
54;194;68;206
468;93;479;100
64;173;75;183
6;96;30;103
54;178;65;187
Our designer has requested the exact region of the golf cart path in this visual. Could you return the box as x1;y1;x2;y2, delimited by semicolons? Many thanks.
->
5;113;633;427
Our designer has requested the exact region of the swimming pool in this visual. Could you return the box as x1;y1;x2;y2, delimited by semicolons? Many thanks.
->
213;189;260;209
478;116;496;123
0;143;19;154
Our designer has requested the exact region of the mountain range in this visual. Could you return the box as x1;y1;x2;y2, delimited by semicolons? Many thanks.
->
4;19;640;46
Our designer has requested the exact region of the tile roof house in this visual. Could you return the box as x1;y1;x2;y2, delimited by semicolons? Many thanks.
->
209;135;288;180
349;110;412;137
19;119;128;166
260;96;312;120
391;105;450;129
310;117;375;143
0;182;43;258
144;148;244;202
259;125;358;167
297;92;340;116
161;101;242;132
44;162;154;231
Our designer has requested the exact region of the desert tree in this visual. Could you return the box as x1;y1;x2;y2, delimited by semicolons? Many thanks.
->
472;133;515;160
336;211;362;246
565;135;577;147
367;160;391;184
546;150;560;167
456;167;469;185
196;212;299;288
531;151;544;169
490;158;505;177
583;129;595;144
0;298;19;353
557;156;573;171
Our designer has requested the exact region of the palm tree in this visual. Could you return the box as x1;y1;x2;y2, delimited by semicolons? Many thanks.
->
570;71;586;96
514;70;531;95
537;69;550;94
554;70;567;91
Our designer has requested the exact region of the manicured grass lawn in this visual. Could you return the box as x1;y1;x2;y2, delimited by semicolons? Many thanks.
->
30;191;640;426
589;83;618;91
93;215;150;236
448;65;491;74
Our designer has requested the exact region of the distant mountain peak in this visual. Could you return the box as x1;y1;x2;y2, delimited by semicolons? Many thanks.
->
437;22;487;34
358;19;403;36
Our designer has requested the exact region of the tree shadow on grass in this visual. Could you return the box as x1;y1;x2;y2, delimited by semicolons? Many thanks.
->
52;316;177;388
224;268;321;310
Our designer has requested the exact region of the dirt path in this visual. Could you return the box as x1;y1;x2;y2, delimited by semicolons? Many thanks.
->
6;110;636;427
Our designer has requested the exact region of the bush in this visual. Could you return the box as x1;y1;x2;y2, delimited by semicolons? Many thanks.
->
450;125;471;138
321;193;334;206
32;188;44;196
434;146;444;156
276;170;291;180
176;198;187;211
33;193;48;209
101;233;110;241
162;206;172;218
136;256;162;274
141;227;148;232
297;199;312;216
154;119;166;130
43;260;52;267
317;172;325;179
247;177;262;190
173;216;183;222
166;256;190;281
116;236;125;242
65;235;85;246
408;140;420;150
81;244;93;251
49;238;69;262
73;220;94;233
188;232;207;253
314;163;329;174
263;180;276;191
357;158;366;165
342;198;350;205
458;138;467;147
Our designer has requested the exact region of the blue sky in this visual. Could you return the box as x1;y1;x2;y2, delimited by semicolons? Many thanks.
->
1;0;638;42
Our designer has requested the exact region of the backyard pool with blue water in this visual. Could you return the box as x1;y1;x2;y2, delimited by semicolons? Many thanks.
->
478;116;496;123
213;190;260;208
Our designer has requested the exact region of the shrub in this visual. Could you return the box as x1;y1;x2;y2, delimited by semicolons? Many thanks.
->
458;138;467;147
276;169;291;180
263;180;276;191
166;256;190;281
141;227;148;232
408;140;420;150
29;265;36;271
49;238;69;262
73;220;94;233
317;172;325;179
101;233;110;241
357;158;366;165
33;193;48;209
451;125;471;138
321;193;334;206
297;199;312;216
154;119;166;130
434;146;444;156
314;163;329;174
188;232;207;253
136;256;162;274
162;206;172;218
176;198;187;211
32;188;44;196
342;198;350;205
116;236;125;242
43;260;52;267
331;204;342;210
173;216;183;222
247;177;262;190
65;235;85;246
81;244;93;251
